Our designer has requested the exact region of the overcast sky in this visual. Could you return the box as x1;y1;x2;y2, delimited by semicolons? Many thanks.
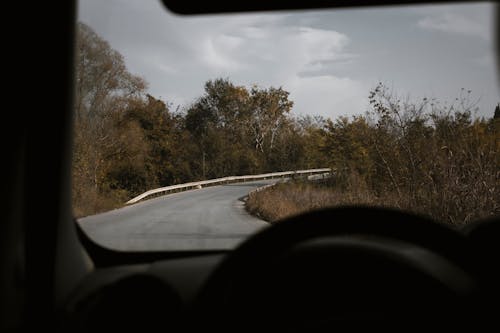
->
78;0;499;120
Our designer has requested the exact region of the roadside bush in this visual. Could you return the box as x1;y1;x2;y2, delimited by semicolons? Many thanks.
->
247;85;499;226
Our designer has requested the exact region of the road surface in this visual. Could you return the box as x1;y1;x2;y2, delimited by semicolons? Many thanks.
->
78;180;276;251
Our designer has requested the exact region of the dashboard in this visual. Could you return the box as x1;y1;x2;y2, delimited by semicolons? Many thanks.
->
63;207;499;332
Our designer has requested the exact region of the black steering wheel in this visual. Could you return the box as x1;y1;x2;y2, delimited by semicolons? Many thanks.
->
194;206;481;332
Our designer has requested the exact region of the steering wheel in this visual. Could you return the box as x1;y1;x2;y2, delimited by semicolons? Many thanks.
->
194;206;481;332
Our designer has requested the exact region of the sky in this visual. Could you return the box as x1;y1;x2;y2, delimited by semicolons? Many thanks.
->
78;0;499;120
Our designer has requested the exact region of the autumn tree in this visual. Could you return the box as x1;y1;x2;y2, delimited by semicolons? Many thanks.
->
185;79;255;178
263;117;305;172
73;23;148;215
120;95;196;187
319;82;499;224
248;86;294;155
185;79;296;178
251;83;498;225
294;115;329;169
323;116;375;190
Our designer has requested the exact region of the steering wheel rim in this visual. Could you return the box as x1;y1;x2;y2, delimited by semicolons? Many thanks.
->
195;206;478;331
208;205;472;277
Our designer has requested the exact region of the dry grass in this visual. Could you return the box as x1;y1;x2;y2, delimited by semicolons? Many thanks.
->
72;185;129;218
246;170;499;225
246;176;395;223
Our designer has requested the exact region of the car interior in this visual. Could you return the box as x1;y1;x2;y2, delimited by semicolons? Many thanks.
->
1;0;499;332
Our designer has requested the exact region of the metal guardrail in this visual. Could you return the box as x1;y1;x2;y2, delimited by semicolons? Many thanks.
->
125;168;331;205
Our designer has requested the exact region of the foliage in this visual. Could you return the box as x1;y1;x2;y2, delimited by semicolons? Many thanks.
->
73;24;499;225
73;24;312;216
249;84;499;225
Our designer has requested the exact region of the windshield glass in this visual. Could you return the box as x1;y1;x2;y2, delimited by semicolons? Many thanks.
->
74;0;499;251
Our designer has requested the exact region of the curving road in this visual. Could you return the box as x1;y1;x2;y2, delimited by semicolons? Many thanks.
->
78;180;277;251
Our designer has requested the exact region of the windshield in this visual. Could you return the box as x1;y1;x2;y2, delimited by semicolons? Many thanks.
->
74;0;499;251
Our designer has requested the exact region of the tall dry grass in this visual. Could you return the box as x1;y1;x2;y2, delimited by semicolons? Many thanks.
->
246;176;401;223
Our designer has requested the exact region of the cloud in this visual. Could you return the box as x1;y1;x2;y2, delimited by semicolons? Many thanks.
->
472;53;495;68
288;75;370;119
185;20;367;118
79;0;368;118
199;37;245;71
417;11;491;41
78;0;498;120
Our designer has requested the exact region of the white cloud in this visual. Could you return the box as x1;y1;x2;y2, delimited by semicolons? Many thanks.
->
79;0;368;117
473;53;495;68
287;75;370;119
78;0;498;120
193;19;367;118
417;11;491;41
199;37;245;71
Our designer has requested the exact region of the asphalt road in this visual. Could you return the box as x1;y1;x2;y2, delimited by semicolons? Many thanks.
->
78;180;276;251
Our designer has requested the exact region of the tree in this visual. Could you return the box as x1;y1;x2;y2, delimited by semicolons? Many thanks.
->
185;79;298;176
185;78;252;178
364;83;498;223
248;86;294;154
73;23;148;215
75;23;146;121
